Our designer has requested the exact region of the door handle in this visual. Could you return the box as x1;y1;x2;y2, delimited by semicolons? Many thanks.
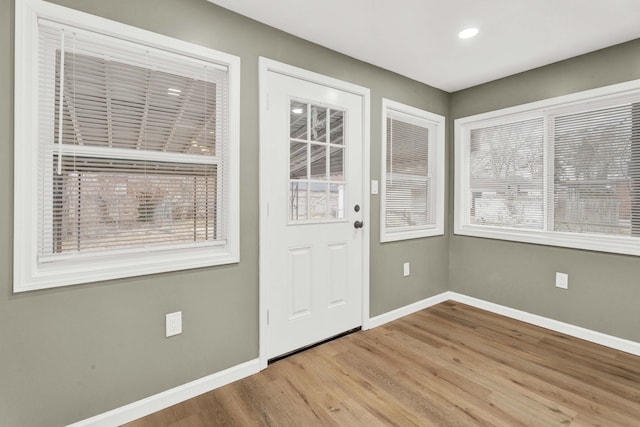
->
354;220;364;229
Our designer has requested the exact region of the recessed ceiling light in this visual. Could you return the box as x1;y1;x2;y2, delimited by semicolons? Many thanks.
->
458;28;479;39
291;108;304;114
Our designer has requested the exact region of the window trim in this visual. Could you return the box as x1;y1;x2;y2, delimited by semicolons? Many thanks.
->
14;0;240;292
380;98;445;242
454;79;640;256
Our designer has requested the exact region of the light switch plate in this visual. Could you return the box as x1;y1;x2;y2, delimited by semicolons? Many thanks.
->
371;180;379;195
403;262;410;277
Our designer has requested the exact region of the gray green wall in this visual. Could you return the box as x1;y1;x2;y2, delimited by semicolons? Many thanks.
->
3;0;640;425
449;38;640;343
0;0;448;425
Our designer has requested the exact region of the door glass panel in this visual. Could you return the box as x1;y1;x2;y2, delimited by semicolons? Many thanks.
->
288;99;346;223
290;142;307;179
329;110;344;145
309;144;327;180
289;181;308;221
310;106;327;142
290;102;307;140
329;184;345;219
329;147;344;181
309;183;328;220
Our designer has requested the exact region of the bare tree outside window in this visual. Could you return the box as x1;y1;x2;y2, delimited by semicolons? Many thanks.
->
456;83;640;257
469;118;544;229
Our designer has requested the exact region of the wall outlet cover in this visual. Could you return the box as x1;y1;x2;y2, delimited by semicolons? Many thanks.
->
555;272;569;290
166;311;182;337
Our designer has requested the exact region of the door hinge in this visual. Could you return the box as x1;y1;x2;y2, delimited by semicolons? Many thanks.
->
266;94;270;111
267;310;270;325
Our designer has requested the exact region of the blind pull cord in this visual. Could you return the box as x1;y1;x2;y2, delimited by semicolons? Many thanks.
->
56;29;65;175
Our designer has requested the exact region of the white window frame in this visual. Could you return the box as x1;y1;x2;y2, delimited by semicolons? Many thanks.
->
14;0;240;292
380;99;445;242
455;79;640;256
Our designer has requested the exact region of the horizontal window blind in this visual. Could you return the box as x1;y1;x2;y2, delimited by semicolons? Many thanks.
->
553;103;639;236
469;118;544;229
45;157;219;257
456;81;640;256
385;113;431;230
37;19;229;259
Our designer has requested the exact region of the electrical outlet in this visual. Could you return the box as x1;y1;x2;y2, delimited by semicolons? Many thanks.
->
555;272;568;290
403;262;410;277
166;311;182;337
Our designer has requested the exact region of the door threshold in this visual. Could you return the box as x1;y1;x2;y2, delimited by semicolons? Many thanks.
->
268;327;362;365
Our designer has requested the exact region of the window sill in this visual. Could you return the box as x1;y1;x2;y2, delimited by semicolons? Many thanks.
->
454;224;640;256
381;227;444;243
14;245;239;293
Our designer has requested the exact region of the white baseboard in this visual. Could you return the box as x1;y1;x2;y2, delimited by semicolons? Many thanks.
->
365;292;450;329
67;358;261;427
70;292;640;426
447;292;640;357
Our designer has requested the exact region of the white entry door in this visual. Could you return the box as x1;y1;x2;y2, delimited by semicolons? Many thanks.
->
261;62;367;360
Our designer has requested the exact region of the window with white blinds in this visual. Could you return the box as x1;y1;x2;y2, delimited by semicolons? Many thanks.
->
553;104;638;236
381;99;445;242
14;1;240;291
469;118;544;230
455;80;640;256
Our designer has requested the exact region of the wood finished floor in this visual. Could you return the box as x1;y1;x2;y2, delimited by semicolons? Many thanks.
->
125;301;640;426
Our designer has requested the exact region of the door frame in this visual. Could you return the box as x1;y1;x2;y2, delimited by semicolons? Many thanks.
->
258;57;371;369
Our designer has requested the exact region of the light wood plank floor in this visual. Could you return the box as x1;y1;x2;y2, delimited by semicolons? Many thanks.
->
126;301;640;426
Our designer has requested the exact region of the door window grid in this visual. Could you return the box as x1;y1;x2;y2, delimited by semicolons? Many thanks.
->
289;101;346;222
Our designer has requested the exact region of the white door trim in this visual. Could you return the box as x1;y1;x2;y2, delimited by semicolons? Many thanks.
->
258;57;371;369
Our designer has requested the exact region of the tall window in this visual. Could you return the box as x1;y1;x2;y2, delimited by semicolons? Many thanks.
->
14;2;240;291
455;80;640;256
381;99;445;242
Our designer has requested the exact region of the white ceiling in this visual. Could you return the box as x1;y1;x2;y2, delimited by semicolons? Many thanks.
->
206;0;640;92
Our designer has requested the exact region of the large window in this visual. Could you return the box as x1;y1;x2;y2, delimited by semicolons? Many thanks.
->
381;99;445;242
455;80;640;256
14;1;240;291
